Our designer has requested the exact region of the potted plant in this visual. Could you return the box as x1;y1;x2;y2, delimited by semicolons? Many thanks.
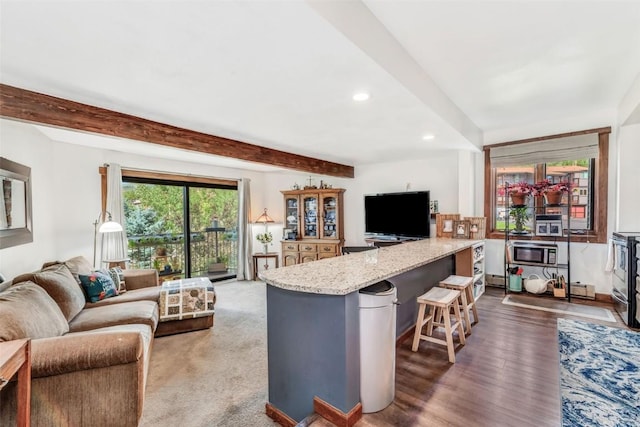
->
509;206;530;234
534;180;573;205
505;182;536;206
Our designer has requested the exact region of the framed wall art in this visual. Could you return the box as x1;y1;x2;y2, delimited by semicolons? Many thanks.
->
436;213;460;238
0;157;33;249
453;220;470;239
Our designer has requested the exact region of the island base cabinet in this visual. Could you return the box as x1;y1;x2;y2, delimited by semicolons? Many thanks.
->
266;285;361;424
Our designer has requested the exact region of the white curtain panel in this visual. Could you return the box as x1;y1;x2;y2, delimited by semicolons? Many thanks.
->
236;178;254;280
101;163;129;264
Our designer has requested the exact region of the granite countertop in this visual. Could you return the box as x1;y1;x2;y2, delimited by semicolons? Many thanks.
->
259;238;482;295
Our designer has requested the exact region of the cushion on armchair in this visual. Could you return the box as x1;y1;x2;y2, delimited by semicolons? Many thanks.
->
12;263;87;321
0;282;69;341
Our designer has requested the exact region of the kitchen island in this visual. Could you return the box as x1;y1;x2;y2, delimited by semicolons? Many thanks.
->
260;238;483;426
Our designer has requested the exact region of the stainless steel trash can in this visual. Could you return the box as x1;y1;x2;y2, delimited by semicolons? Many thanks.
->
359;280;397;413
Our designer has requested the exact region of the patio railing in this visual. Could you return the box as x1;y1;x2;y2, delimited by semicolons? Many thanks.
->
127;230;237;278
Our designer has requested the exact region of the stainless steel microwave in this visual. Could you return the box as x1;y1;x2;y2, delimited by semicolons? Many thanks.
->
512;242;558;266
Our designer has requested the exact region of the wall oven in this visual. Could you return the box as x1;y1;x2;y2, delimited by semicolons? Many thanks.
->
611;232;640;328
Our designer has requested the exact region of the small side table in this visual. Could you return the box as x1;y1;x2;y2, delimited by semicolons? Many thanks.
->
102;258;130;269
0;338;31;427
253;253;279;280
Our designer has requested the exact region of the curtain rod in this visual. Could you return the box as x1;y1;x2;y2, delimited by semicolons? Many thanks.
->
102;163;242;183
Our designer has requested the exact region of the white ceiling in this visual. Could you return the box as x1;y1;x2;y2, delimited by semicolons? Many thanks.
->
1;0;639;173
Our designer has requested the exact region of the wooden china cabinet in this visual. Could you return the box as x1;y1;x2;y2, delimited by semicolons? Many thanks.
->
281;188;345;266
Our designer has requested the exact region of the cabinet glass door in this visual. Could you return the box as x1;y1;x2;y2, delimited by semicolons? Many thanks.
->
284;196;299;239
321;194;338;239
302;195;318;238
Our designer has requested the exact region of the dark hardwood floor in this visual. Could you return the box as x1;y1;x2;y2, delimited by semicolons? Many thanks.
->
312;287;625;427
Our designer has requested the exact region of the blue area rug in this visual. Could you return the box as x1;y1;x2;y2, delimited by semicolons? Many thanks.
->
558;318;640;426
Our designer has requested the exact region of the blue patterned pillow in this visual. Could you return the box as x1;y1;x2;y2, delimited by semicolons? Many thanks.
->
79;271;119;303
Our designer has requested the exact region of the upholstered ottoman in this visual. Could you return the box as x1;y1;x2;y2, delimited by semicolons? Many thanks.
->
156;277;215;336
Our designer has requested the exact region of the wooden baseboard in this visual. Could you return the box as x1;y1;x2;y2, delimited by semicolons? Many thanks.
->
265;403;297;427
313;396;362;427
595;292;613;303
396;325;415;347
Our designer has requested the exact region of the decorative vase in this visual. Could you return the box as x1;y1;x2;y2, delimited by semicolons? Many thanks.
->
263;244;269;254
544;191;562;205
510;192;528;206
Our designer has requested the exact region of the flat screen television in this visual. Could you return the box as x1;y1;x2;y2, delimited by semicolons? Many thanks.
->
364;191;430;239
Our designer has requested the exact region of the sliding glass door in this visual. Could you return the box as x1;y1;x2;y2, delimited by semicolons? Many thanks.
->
188;186;238;280
123;178;238;282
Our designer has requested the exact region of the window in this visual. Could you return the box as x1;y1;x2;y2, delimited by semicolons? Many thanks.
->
484;128;610;243
571;206;586;219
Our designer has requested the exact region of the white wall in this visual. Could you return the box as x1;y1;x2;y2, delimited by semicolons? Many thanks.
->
618;72;640;126
457;150;475;217
616;123;640;231
0;119;266;279
344;152;460;245
0;120;57;277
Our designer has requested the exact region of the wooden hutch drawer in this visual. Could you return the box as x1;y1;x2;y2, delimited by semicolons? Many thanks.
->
299;243;317;253
282;242;298;252
318;252;337;260
319;244;337;254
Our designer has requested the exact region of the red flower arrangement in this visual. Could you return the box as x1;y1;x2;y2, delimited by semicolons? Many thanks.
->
534;179;574;194
505;182;537;195
547;181;574;192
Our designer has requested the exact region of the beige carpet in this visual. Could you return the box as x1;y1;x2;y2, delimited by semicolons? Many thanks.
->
139;280;278;427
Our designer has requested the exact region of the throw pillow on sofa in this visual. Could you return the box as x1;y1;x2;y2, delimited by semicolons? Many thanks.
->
97;267;125;293
12;263;87;321
0;281;69;341
43;256;94;285
79;271;119;303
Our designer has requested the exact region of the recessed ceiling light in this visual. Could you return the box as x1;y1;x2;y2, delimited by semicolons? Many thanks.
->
422;134;435;141
353;92;370;102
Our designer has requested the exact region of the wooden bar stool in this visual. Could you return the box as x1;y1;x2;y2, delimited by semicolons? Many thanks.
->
411;287;466;363
439;275;478;336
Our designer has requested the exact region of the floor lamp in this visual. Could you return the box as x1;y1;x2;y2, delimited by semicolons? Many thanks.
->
93;211;123;268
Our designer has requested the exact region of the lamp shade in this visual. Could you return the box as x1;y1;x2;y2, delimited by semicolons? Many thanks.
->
97;211;123;233
99;220;123;233
254;208;274;224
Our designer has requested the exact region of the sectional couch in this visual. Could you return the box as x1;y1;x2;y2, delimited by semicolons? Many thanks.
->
0;256;214;426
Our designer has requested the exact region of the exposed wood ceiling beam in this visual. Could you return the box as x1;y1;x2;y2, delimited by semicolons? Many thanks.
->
0;84;355;178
